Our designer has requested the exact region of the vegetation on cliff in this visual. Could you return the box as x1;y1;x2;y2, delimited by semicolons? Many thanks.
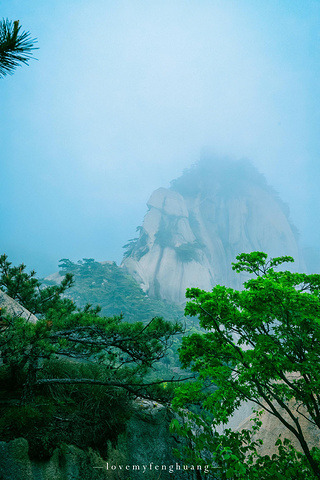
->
0;254;183;459
2;251;320;478
53;257;187;374
171;158;287;210
122;158;303;305
172;252;320;479
55;257;185;325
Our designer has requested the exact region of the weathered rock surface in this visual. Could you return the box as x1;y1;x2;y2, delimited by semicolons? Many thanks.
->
236;399;320;457
0;401;187;480
122;159;304;303
0;438;109;480
0;290;37;324
219;374;320;458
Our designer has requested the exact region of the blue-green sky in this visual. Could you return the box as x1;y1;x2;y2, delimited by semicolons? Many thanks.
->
1;0;320;275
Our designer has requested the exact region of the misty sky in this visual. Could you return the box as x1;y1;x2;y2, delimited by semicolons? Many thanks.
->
1;0;320;276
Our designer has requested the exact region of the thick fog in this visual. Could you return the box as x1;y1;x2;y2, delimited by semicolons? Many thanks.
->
1;0;319;276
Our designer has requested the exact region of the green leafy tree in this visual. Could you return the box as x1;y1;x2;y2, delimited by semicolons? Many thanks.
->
172;252;320;479
0;18;37;78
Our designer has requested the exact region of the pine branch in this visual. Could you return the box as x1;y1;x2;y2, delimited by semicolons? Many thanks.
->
0;18;38;78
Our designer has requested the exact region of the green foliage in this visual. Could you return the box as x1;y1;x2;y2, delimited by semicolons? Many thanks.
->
122;227;149;260
174;242;202;263
170;157;297;240
0;303;182;402
0;253;75;316
55;257;184;325
54;257;204;380
171;408;315;479
122;238;139;257
50;257;189;379
171;158;271;199
0;256;184;457
0;360;132;459
231;251;295;275
173;252;320;479
154;216;191;250
154;220;173;248
0;18;37;78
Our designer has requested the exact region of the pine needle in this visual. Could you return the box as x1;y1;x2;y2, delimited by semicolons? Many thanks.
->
0;18;38;78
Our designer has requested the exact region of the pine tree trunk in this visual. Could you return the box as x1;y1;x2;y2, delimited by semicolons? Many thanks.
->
21;357;38;404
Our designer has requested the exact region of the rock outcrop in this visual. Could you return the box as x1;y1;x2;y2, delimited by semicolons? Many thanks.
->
122;158;304;304
0;290;37;324
235;398;320;458
0;401;187;480
0;438;104;480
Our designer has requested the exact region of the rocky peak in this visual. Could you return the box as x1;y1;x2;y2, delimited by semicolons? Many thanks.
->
122;158;304;304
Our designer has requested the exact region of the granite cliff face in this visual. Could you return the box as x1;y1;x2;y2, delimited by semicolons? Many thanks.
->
122;159;304;304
